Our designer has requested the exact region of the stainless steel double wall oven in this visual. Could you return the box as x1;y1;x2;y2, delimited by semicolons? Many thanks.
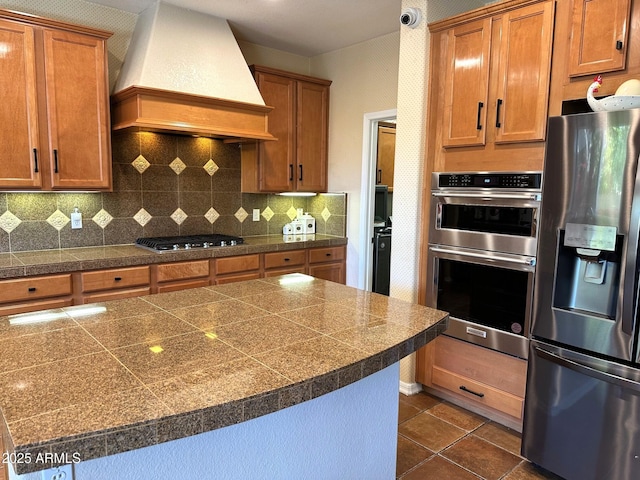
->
426;172;542;359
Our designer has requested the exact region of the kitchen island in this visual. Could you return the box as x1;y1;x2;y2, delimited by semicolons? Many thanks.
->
0;274;447;479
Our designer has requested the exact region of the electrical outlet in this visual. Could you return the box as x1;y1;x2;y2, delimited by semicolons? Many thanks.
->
252;209;260;221
41;464;73;480
70;209;82;229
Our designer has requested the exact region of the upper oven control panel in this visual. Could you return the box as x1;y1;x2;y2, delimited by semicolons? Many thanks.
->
436;172;542;189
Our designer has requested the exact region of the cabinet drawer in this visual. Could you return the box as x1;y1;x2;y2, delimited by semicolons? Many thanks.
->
264;266;307;277
308;246;345;264
432;366;524;420
81;266;150;293
434;336;527;396
215;255;260;275
157;260;210;283
264;250;306;269
82;287;151;303
0;274;72;304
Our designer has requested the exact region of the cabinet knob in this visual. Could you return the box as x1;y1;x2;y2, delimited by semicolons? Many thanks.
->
616;40;624;51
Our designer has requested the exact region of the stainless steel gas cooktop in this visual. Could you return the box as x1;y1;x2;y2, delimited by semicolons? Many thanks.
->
135;234;244;252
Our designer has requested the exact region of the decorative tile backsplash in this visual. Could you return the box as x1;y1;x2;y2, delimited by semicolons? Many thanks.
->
0;132;346;253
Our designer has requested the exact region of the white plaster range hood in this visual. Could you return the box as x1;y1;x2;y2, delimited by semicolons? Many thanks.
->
111;1;274;141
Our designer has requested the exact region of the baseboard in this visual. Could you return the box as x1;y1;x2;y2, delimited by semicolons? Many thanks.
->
399;381;422;396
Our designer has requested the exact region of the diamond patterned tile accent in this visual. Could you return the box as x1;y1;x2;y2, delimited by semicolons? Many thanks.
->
203;159;219;176
0;211;21;233
321;207;332;222
133;208;152;227
205;208;220;224
286;206;298;220
261;206;274;221
169;157;187;175
171;208;188;225
235;208;248;223
93;209;113;229
46;210;70;231
132;155;150;174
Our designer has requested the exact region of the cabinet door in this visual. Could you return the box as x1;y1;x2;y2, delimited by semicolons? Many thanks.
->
568;0;631;77
0;19;41;188
442;18;492;148
42;28;111;190
376;126;395;190
494;1;554;144
255;71;295;192
296;80;328;192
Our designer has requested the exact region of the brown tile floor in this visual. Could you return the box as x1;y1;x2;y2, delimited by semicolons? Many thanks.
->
397;392;564;480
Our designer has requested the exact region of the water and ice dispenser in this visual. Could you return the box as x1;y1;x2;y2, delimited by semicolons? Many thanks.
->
552;224;622;320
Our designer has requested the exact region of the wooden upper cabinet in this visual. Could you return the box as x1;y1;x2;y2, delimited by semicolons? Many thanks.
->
442;18;492;148
296;80;329;192
494;1;554;144
441;1;553;148
567;0;632;77
253;71;296;192
0;9;112;191
242;65;331;193
0;19;40;189
376;124;396;190
42;28;111;190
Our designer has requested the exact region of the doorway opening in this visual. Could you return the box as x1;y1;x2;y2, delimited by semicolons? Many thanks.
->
358;109;397;292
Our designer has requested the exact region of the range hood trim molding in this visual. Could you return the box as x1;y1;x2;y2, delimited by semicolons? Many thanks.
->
110;86;276;142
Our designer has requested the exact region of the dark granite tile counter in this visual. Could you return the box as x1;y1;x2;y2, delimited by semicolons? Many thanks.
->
0;274;448;475
0;234;347;279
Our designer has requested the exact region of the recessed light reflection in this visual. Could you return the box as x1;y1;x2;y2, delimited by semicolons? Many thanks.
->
278;273;314;285
149;345;164;354
9;310;68;325
205;332;218;340
64;305;108;318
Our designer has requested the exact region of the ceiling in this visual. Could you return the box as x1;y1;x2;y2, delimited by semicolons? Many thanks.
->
85;0;404;56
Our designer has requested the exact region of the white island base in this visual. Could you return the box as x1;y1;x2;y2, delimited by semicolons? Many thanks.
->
11;364;400;480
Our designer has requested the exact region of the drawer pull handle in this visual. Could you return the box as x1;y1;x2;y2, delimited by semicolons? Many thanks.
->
28;287;37;292
284;258;290;262
54;149;59;173
616;40;624;50
33;148;39;173
325;253;332;257
114;276;122;281
460;385;484;398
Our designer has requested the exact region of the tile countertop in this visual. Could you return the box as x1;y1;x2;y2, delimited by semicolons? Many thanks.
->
0;234;348;279
0;274;448;475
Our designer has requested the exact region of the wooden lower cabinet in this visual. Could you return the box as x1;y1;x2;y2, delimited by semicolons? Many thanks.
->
80;266;150;303
308;246;346;284
263;249;307;277
155;260;210;293
214;254;261;284
416;335;527;431
0;273;73;315
1;245;347;315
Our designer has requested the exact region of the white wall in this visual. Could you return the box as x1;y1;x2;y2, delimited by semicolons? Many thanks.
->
310;32;401;287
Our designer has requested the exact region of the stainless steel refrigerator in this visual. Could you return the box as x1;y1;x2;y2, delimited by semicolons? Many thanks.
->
522;109;640;480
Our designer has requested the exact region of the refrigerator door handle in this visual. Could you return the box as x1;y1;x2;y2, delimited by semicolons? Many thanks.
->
534;345;640;392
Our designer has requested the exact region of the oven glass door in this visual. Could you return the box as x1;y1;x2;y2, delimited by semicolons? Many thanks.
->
427;246;535;358
430;193;540;256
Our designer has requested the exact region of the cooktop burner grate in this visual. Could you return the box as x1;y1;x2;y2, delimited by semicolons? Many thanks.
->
135;234;244;251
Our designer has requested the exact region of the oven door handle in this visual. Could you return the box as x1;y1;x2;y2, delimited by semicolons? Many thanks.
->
431;192;541;201
429;246;536;267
